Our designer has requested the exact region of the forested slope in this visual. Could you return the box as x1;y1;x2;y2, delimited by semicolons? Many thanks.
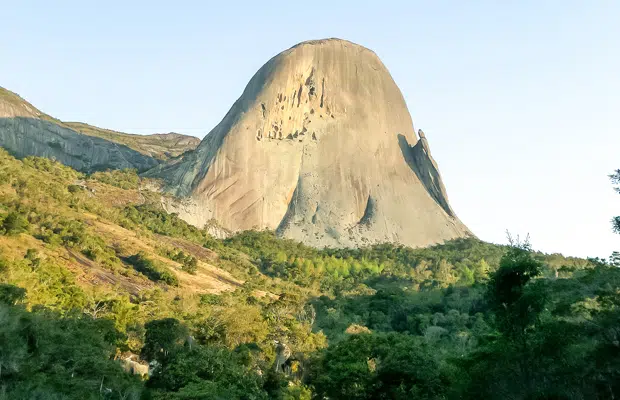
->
0;148;618;399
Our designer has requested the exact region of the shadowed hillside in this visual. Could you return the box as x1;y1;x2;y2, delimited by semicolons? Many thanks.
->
0;87;199;172
65;122;199;161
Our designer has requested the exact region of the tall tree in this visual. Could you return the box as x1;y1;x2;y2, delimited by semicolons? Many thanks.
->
487;241;544;338
142;318;188;371
610;169;620;233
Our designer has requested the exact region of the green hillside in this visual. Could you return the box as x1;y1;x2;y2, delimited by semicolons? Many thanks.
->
0;147;619;399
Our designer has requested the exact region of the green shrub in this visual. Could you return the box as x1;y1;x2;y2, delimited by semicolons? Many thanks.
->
162;249;199;274
181;256;198;274
125;252;179;286
25;248;41;268
67;184;84;193
2;211;29;235
121;204;209;244
0;283;26;305
22;156;80;180
90;168;140;189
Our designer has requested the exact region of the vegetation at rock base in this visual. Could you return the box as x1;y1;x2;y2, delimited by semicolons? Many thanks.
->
90;169;141;190
0;147;619;399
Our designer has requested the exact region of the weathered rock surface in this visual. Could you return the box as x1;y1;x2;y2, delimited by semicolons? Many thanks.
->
64;122;200;161
148;38;472;248
0;87;197;172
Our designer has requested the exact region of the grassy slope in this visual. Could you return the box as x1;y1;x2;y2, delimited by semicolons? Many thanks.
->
0;145;593;302
0;86;66;125
0;149;242;301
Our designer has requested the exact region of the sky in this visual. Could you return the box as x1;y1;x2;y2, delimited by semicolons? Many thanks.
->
1;1;618;258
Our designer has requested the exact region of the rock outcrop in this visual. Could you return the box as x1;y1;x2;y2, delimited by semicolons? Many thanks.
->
400;129;455;217
0;87;197;172
148;38;472;248
118;353;150;377
64;122;200;161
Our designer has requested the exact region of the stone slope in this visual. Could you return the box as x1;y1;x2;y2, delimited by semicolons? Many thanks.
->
64;122;200;160
148;38;472;248
0;87;197;172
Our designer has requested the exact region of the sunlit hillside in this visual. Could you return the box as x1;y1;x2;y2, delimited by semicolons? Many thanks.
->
1;148;619;398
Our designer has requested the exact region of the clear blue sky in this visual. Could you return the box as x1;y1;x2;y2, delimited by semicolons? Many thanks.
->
1;1;618;258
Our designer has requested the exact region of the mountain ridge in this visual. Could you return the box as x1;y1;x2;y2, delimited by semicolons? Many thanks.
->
0;86;199;170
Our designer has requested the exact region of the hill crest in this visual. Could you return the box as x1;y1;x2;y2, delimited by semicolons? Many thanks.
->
0;86;199;171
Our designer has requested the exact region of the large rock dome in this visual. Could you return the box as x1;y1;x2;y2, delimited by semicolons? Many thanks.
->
147;38;472;247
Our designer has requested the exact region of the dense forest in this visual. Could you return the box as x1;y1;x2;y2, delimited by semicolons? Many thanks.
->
0;148;619;399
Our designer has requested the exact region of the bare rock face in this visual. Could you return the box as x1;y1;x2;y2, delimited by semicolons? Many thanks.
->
0;87;197;172
63;122;200;161
146;38;472;248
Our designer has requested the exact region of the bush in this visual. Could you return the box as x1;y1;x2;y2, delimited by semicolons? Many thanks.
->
181;256;198;274
67;184;85;194
22;156;80;180
0;283;26;305
125;252;179;286
90;169;140;189
121;204;209;244
164;250;199;274
2;211;29;235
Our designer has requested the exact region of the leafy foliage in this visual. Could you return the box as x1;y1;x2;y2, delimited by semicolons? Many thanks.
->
0;283;26;305
310;333;450;400
1;149;619;399
90;169;141;189
125;252;179;286
0;300;141;399
121;204;210;244
160;248;198;274
1;211;29;235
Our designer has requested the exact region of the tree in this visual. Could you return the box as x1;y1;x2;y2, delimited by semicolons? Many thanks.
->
309;333;449;400
610;251;620;267
472;258;490;282
0;304;141;398
182;256;198;274
462;240;560;399
147;344;267;398
1;211;29;235
0;284;26;306
142;318;188;369
487;242;544;338
610;169;620;233
309;333;378;400
433;259;457;288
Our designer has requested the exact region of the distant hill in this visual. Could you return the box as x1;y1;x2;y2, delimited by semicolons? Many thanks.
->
0;86;199;172
64;122;200;161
